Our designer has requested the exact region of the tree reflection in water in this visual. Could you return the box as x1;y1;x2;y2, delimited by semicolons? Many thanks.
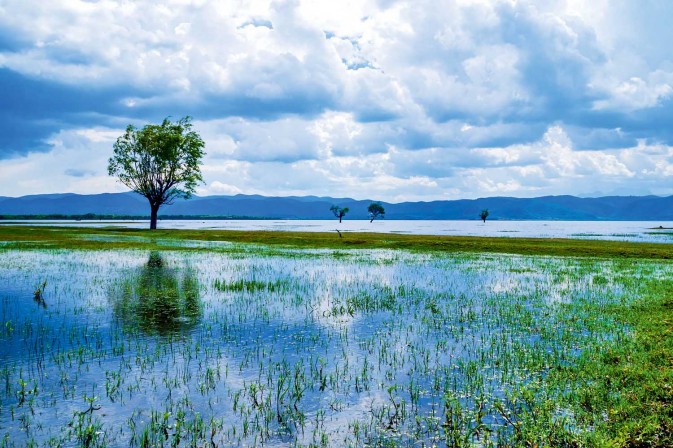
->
113;252;201;335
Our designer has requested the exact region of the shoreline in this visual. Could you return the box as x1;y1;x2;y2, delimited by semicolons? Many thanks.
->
1;225;672;259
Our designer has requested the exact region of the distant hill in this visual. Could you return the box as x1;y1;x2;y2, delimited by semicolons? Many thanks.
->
1;192;672;220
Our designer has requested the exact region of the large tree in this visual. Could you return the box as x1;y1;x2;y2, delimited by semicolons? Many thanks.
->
108;116;205;229
367;202;385;222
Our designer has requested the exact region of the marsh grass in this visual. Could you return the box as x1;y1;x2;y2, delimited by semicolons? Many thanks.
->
0;227;672;446
1;225;673;259
32;280;47;308
566;278;673;446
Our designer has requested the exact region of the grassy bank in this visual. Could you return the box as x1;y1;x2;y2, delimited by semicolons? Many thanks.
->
1;225;672;446
585;278;673;446
1;225;673;259
515;275;673;447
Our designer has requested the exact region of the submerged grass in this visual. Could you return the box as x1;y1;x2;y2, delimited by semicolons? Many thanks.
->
0;225;672;446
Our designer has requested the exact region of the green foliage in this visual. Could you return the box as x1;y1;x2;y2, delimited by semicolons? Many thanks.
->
480;209;489;222
329;205;349;223
367;202;385;222
108;116;205;229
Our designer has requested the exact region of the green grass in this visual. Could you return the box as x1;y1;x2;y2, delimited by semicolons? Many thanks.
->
488;275;673;447
584;279;673;446
1;225;673;259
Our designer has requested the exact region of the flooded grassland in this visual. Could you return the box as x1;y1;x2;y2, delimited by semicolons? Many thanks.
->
1;231;672;446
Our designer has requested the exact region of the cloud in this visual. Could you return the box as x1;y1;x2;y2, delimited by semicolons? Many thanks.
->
64;168;97;178
2;0;673;199
0;127;124;195
205;181;243;195
594;75;673;111
0;68;135;158
3;121;673;201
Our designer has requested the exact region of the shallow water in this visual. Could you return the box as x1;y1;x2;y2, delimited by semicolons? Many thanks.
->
0;247;664;446
4;219;673;243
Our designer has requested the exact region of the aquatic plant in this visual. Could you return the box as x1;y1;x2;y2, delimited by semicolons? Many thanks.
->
32;280;47;308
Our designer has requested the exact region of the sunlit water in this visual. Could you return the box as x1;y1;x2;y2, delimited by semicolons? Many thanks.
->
0;246;665;446
3;219;673;243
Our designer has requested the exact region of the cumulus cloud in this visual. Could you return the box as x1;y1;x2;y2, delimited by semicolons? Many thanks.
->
594;75;673;111
1;0;673;199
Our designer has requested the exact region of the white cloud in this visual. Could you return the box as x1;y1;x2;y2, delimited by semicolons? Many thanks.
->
1;117;668;201
593;75;673;111
0;128;124;196
203;181;242;195
2;0;673;200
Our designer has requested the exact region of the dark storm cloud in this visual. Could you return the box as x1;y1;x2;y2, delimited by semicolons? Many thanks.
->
0;68;153;158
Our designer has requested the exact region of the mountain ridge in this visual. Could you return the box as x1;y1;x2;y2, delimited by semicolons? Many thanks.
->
0;192;671;220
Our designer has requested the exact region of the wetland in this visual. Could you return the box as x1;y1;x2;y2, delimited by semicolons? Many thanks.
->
0;226;672;447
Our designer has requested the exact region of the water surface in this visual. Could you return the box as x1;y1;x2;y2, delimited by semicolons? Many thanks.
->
0;246;663;446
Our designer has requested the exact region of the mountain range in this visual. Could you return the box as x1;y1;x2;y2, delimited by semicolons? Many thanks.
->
0;192;672;220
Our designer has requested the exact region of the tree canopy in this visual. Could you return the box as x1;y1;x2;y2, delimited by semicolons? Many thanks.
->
330;205;349;223
480;209;489;223
368;202;385;222
108;116;205;229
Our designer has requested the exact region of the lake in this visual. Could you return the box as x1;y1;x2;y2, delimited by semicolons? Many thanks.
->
2;219;673;243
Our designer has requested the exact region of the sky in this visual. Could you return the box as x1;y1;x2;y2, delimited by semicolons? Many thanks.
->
1;0;673;202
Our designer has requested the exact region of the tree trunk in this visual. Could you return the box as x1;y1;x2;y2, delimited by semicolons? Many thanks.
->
370;217;374;223
339;216;342;223
150;202;160;230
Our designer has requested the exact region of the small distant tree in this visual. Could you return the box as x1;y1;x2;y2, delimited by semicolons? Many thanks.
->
330;205;349;223
480;209;489;223
368;202;385;223
108;116;205;230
